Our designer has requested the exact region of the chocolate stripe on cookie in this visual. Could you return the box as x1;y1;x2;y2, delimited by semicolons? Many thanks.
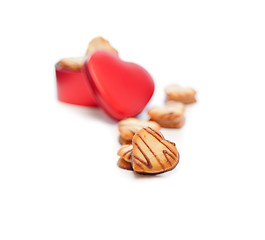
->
122;149;132;161
132;127;179;174
143;127;177;157
135;133;165;170
144;126;164;140
133;141;155;169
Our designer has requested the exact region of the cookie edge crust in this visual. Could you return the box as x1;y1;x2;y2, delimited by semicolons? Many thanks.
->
117;158;133;171
131;127;180;175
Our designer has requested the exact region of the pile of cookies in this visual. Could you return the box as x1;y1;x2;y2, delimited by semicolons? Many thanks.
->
116;85;197;175
57;37;118;71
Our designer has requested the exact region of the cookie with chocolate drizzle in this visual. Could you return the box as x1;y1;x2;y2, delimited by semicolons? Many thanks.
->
148;101;185;128
117;144;133;163
165;84;197;104
132;127;179;174
117;144;133;170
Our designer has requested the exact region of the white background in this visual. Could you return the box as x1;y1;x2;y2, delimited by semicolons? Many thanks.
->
0;0;265;239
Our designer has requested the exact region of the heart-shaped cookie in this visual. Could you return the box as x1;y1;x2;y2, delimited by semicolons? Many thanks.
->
132;127;179;174
84;51;155;120
165;85;197;104
148;101;185;128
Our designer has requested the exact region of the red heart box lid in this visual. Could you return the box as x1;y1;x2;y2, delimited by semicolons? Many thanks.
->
84;51;155;120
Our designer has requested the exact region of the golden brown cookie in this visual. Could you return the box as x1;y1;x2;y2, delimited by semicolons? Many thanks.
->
57;56;85;71
119;136;133;145
85;36;118;56
150;117;185;129
56;37;118;70
118;118;160;145
165;85;197;104
117;144;133;163
132;127;179;175
148;102;185;128
117;158;133;170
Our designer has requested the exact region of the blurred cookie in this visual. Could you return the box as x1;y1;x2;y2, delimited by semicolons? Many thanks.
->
148;101;185;128
165;85;197;104
132;127;179;174
117;144;133;163
117;144;133;170
57;37;118;71
150;116;185;129
119;136;133;145
86;36;118;56
117;158;133;170
118;118;160;145
57;56;85;71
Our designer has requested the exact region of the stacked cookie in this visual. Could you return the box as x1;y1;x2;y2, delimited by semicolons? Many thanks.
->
147;84;197;128
116;84;197;175
117;127;180;175
117;144;133;170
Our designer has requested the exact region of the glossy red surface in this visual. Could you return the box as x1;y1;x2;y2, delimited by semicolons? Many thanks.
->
84;51;155;120
55;65;97;107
